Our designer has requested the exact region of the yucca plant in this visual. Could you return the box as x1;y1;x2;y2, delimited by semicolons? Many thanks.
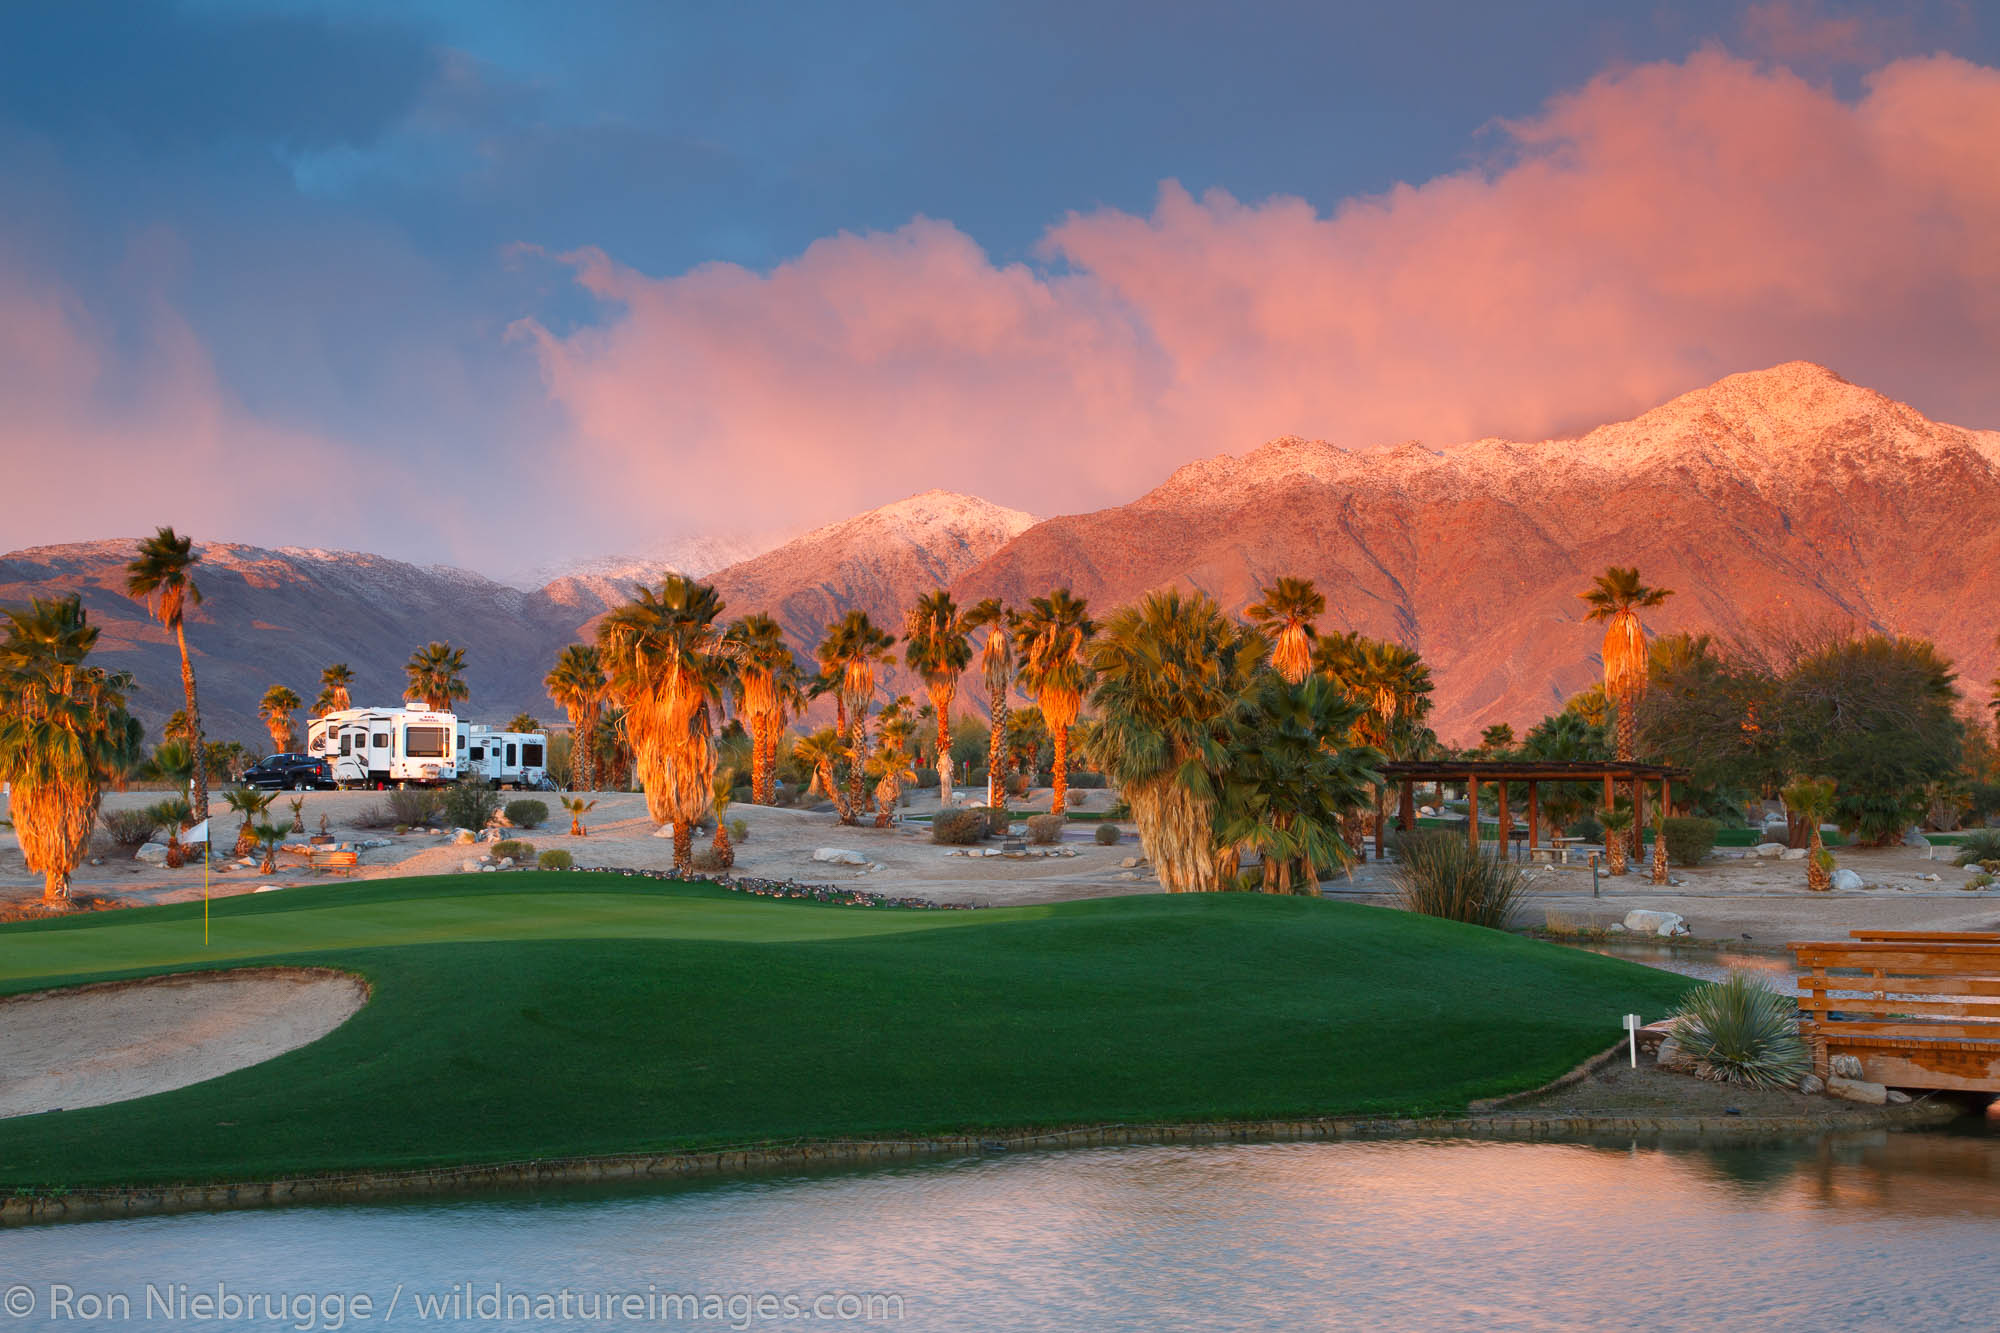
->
1391;830;1527;929
1598;802;1634;875
561;795;598;837
1952;828;2000;868
1669;972;1809;1088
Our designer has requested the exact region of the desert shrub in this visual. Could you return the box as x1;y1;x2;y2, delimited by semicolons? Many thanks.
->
932;809;990;845
537;849;574;870
1661;817;1719;867
1094;823;1122;846
912;769;940;789
388;789;441;826
728;817;749;843
1105;798;1131;820
1068;771;1107;789
690;846;729;872
491;839;535;862
348;803;397;830
730;784;753;806
441;778;498;831
984;805;1013;836
1953;828;2000;868
1006;772;1031;797
1564;815;1602;844
100;808;159;847
1669;973;1808;1088
1026;813;1064;844
504;799;549;830
1391;830;1525;929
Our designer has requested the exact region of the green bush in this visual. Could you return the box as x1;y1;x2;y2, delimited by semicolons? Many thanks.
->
1390;830;1525;929
491;839;535;863
1094;823;1123;846
537;849;573;870
690;846;729;872
1953;828;2000;868
728;817;749;843
932;809;990;845
388;789;441;826
1564;815;1602;844
1661;817;1719;867
985;805;1013;836
1669;973;1808;1088
99;808;159;847
504;799;549;830
1026;813;1064;844
441;779;498;832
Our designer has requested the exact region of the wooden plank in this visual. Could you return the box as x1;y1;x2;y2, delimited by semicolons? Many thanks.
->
1823;1043;2000;1093
1796;994;2000;1020
1849;930;2000;943
1795;974;2000;999
1791;947;2000;976
1800;1019;2000;1040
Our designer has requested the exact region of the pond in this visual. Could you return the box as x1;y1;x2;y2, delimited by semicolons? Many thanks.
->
8;1128;2000;1331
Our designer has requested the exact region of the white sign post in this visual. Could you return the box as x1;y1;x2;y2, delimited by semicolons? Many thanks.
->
1623;1013;1642;1068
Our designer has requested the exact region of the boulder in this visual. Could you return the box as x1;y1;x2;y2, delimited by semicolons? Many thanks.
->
1829;1053;1864;1078
1829;868;1865;891
1886;1089;1912;1104
1753;842;1787;858
1827;1075;1888;1105
812;847;868;865
453;829;476;845
1798;1073;1825;1095
133;842;170;865
1623;908;1688;937
1655;1036;1697;1071
1780;847;1808;861
459;859;481;874
652;824;677;839
1902;826;1932;850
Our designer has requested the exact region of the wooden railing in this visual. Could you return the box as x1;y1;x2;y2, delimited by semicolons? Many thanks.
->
1790;935;2000;1091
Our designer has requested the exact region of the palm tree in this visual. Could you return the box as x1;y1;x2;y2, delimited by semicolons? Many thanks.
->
708;772;736;869
596;576;736;876
0;595;137;902
1479;723;1515;753
258;685;301;755
868;696;919;828
125;527;210;820
904;591;974;803
507;713;542;733
792;727;855;823
315;663;355;717
1649;800;1671;885
1245;576;1325;684
405;641;469;712
818;611;896;818
1013;589;1095;815
252;820;292;875
1783;775;1838;892
966;599;1016;808
146;797;193;868
224;787;276;858
1580;566;1673;762
545;643;606;794
1083;589;1264;892
1214;674;1378;893
725;614;801;805
1598;802;1634;876
560;795;597;837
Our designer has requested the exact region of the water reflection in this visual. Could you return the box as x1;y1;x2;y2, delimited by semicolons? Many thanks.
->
8;1132;2000;1330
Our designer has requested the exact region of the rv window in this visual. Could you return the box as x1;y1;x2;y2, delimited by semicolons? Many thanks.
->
522;743;544;767
340;736;351;756
506;744;517;766
405;726;450;759
470;747;485;762
372;734;389;749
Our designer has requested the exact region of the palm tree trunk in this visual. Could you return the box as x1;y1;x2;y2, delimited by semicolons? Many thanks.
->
673;820;694;877
987;692;1009;808
1614;697;1636;763
1606;830;1627;876
1807;826;1830;891
710;820;734;869
933;689;954;805
1051;726;1070;815
1651;823;1668;884
235;818;256;859
874;774;898;828
846;714;867;816
176;622;208;820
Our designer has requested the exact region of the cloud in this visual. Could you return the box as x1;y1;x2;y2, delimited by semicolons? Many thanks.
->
519;43;2000;537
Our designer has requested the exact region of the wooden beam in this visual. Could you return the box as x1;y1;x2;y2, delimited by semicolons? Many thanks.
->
1399;779;1416;833
1497;780;1511;861
1633;776;1646;860
1527;781;1540;852
1467;774;1480;851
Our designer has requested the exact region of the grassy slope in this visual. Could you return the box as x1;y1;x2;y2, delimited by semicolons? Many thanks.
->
0;874;1690;1189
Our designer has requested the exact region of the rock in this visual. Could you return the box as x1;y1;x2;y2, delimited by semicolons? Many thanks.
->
497;857;514;868
454;829;476;844
1827;1075;1888;1105
1655;1035;1697;1071
812;847;867;865
652;825;676;839
1605;922;1626;932
362;838;392;849
1623;909;1688;937
982;847;1002;857
1830;868;1865;891
1780;847;1808;861
867;863;884;872
133;842;170;864
1886;1089;1912;1104
1921;873;1941;882
1117;871;1139;881
1829;1053;1864;1078
253;885;288;894
1903;826;1932;850
1798;1073;1825;1095
1754;842;1787;858
459;859;481;874
1418;805;1437;817
1119;856;1141;868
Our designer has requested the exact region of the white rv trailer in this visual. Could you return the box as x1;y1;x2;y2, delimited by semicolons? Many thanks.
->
457;724;550;790
306;704;461;788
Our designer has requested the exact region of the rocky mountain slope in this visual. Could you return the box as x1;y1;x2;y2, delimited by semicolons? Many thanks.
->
6;365;1996;748
957;362;2000;738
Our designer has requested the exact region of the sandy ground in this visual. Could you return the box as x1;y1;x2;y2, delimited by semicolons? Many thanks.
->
0;970;368;1118
1;784;1994;941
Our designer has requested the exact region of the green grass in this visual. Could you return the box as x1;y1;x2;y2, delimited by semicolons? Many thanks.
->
0;873;1691;1191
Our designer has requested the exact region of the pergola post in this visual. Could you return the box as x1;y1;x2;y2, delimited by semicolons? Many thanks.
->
1467;771;1480;851
1373;783;1386;860
1497;780;1511;861
1527;781;1540;856
1602;773;1614;820
1633;774;1647;860
1399;779;1416;833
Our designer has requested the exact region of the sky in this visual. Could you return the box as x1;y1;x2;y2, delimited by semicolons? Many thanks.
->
3;0;1999;578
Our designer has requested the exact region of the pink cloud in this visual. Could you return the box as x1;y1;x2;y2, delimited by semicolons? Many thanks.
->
526;44;2000;536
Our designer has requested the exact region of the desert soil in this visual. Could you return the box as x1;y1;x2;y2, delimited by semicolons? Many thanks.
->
0;970;368;1118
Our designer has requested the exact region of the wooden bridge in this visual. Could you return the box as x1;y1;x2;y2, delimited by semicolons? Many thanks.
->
1792;932;2000;1093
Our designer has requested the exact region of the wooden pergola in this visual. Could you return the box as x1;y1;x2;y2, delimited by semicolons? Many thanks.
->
1372;759;1692;859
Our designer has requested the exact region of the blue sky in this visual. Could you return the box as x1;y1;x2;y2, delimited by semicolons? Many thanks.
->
2;1;1995;574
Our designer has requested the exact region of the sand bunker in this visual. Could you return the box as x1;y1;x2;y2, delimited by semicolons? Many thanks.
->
0;970;368;1118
